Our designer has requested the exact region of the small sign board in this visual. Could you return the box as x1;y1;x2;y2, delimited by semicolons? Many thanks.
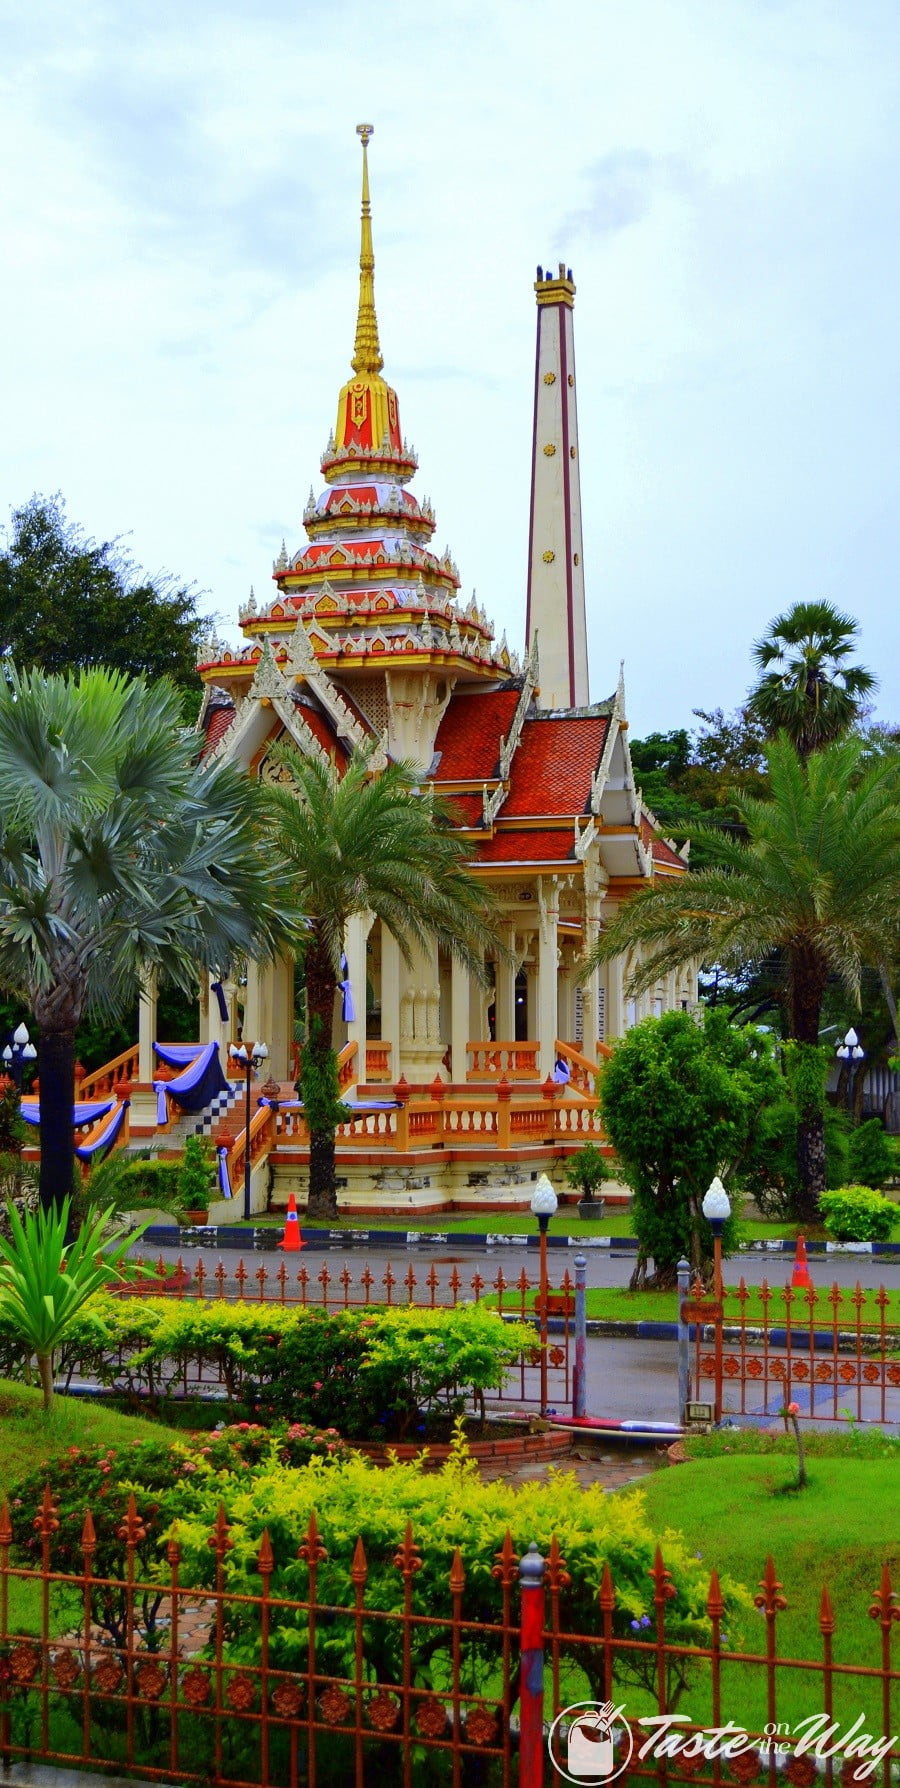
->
681;1299;722;1324
685;1401;715;1423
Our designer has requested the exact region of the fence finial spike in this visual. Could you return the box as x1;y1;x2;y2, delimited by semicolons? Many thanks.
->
706;1566;725;1620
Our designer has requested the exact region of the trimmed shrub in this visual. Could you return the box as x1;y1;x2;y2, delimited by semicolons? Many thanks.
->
818;1186;897;1243
0;1295;536;1441
847;1118;894;1190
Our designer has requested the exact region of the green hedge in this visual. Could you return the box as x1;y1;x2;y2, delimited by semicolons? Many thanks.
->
0;1296;536;1442
818;1185;896;1243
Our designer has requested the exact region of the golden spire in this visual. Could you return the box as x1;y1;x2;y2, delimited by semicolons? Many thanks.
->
352;123;384;376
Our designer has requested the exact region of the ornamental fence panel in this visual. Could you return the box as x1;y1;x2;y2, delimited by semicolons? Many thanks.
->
690;1278;900;1426
0;1490;896;1787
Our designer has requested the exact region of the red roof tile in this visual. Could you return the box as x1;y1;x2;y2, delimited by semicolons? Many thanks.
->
442;793;484;826
503;715;609;817
639;815;685;870
471;830;576;865
200;705;235;759
433;688;521;781
295;705;350;767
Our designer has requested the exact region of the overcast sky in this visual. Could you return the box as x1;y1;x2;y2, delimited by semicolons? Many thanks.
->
2;0;898;737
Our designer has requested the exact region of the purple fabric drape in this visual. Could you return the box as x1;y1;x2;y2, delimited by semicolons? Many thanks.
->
217;1145;232;1199
19;1098;117;1129
153;1042;229;1115
75;1101;129;1161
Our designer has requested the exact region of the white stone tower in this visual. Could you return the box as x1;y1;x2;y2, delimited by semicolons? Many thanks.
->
524;264;590;710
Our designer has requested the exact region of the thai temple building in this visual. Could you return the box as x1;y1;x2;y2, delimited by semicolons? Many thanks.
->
120;125;694;1213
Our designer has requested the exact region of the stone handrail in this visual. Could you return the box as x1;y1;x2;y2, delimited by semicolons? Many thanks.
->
228;1101;276;1185
466;1041;540;1081
77;1045;140;1102
365;1042;392;1081
553;1039;605;1096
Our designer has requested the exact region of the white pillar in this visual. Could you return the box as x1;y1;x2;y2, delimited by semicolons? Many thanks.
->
495;928;517;1041
537;883;560;1079
343;910;373;1073
138;968;157;1083
606;953;625;1042
381;928;401;1079
451;952;471;1084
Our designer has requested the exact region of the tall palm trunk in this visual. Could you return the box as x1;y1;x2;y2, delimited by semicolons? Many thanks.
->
788;946;829;1222
302;932;341;1222
36;1026;77;1214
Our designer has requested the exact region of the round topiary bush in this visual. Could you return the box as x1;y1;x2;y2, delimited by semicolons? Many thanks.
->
818;1185;896;1243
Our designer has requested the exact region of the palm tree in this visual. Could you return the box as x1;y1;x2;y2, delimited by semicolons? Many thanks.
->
264;746;500;1220
584;736;900;1217
748;600;876;759
0;665;297;1211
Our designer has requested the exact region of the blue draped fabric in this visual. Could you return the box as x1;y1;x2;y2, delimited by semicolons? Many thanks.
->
211;981;230;1023
75;1101;129;1161
270;1098;399;1112
153;1041;229;1116
19;1098;117;1130
217;1145;232;1200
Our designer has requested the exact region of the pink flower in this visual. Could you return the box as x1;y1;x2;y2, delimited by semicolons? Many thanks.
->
787;1402;800;1416
313;1381;323;1391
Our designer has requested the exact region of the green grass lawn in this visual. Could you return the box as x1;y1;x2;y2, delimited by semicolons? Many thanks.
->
626;1442;900;1735
0;1380;180;1637
492;1282;900;1325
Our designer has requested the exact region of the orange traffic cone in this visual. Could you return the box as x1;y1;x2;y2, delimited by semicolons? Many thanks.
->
791;1233;812;1290
278;1193;304;1253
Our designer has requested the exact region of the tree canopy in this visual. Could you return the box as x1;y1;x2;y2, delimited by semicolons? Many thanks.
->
0;495;208;709
0;664;298;1208
587;734;900;1214
747;599;876;759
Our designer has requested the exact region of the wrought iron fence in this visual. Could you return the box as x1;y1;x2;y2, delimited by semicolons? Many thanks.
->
0;1488;897;1786
690;1278;900;1425
115;1257;573;1411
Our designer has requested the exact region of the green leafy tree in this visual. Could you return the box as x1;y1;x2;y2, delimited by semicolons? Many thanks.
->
264;746;500;1220
0;664;298;1212
598;1010;779;1288
0;495;208;710
587;736;900;1219
0;1198;144;1410
747;599;876;760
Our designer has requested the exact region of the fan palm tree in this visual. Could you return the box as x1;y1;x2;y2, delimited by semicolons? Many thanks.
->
264;745;500;1220
748;600;876;759
584;735;900;1216
0;665;298;1211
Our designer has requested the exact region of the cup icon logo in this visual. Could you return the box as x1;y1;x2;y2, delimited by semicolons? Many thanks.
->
548;1700;633;1784
569;1711;614;1776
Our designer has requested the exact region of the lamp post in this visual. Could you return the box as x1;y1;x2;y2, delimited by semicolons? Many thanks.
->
530;1174;558;1417
836;1027;865;1119
702;1176;731;1425
228;1041;268;1221
2;1022;37;1091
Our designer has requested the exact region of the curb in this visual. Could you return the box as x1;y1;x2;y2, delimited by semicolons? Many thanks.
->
140;1224;900;1257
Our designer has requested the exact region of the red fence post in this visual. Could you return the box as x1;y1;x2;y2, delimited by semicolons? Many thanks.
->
518;1541;546;1788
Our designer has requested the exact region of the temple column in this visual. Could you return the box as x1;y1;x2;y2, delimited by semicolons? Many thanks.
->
381;927;401;1080
243;958;273;1050
344;910;373;1079
495;926;517;1042
269;954;295;1081
606;952;625;1042
450;951;471;1084
537;879;560;1079
398;938;446;1082
138;968;158;1084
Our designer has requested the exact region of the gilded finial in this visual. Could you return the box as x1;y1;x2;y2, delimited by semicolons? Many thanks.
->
352;123;383;376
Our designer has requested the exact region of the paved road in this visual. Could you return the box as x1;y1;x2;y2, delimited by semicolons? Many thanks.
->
130;1233;900;1293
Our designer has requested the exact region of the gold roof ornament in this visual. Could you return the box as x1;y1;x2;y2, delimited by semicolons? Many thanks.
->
352;124;383;376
